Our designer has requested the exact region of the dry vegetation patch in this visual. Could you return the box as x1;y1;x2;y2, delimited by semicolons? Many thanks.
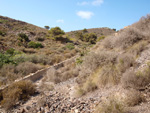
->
0;80;36;110
121;63;150;89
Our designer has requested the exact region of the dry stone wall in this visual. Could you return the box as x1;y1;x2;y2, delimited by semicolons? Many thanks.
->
0;55;78;93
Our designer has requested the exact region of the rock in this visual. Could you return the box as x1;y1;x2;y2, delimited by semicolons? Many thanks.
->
75;109;79;113
26;106;31;110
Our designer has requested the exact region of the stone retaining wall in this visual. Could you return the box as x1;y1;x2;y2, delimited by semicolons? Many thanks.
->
0;55;78;93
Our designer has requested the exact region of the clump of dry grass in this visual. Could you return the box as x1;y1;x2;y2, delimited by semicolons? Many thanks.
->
43;62;79;84
15;61;43;76
98;64;120;87
117;53;135;73
128;41;148;56
95;89;144;113
0;64;20;85
121;63;150;89
133;14;150;33
0;62;43;86
95;95;125;113
124;89;144;106
77;51;117;84
103;15;150;50
76;52;135;95
103;27;144;50
1;80;36;110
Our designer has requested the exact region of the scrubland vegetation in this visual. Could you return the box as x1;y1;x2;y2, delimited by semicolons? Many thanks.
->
0;15;116;111
1;14;150;112
0;80;36;110
73;14;150;112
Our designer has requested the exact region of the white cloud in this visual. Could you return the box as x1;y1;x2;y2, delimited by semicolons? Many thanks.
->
77;1;89;6
56;19;64;23
77;0;104;6
77;11;94;19
92;0;104;6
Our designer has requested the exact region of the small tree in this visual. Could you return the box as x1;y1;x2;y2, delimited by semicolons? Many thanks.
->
83;28;88;33
83;33;97;44
76;31;84;41
44;26;50;30
48;27;65;40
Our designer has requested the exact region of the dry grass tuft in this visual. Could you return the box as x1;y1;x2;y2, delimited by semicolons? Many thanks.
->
121;63;150;89
103;15;150;50
128;41;148;56
95;95;125;113
15;62;43;76
124;89;144;106
1;80;36;110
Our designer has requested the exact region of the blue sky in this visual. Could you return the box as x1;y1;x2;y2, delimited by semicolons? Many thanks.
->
0;0;150;32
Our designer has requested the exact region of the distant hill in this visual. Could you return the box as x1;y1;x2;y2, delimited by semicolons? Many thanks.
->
66;27;116;38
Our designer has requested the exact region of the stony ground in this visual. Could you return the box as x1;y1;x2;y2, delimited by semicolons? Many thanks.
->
13;76;101;113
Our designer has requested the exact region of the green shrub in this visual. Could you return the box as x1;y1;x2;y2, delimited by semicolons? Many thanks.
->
0;53;15;68
83;33;97;44
44;25;50;30
75;31;84;40
28;41;43;48
0;19;8;23
83;28;88;33
97;35;105;41
66;43;75;50
76;58;83;65
6;48;15;55
36;37;45;41
0;30;6;36
48;27;65;40
18;33;29;42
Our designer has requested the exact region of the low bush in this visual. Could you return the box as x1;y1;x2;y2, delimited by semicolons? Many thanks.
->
83;28;88;33
103;15;150;50
79;51;117;78
14;62;43;76
28;41;43;48
95;96;125;113
18;33;29;42
76;52;135;95
0;30;6;36
76;58;83;65
116;27;144;49
117;53;135;73
36;37;45;41
0;52;16;68
124;89;144;106
97;35;105;42
103;36;114;49
0;64;19;84
66;43;75;50
128;41;148;56
1;80;36;110
98;64;120;87
121;63;150;89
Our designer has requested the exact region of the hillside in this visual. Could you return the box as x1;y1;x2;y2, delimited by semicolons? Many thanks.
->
1;14;150;113
0;15;118;112
67;27;116;38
